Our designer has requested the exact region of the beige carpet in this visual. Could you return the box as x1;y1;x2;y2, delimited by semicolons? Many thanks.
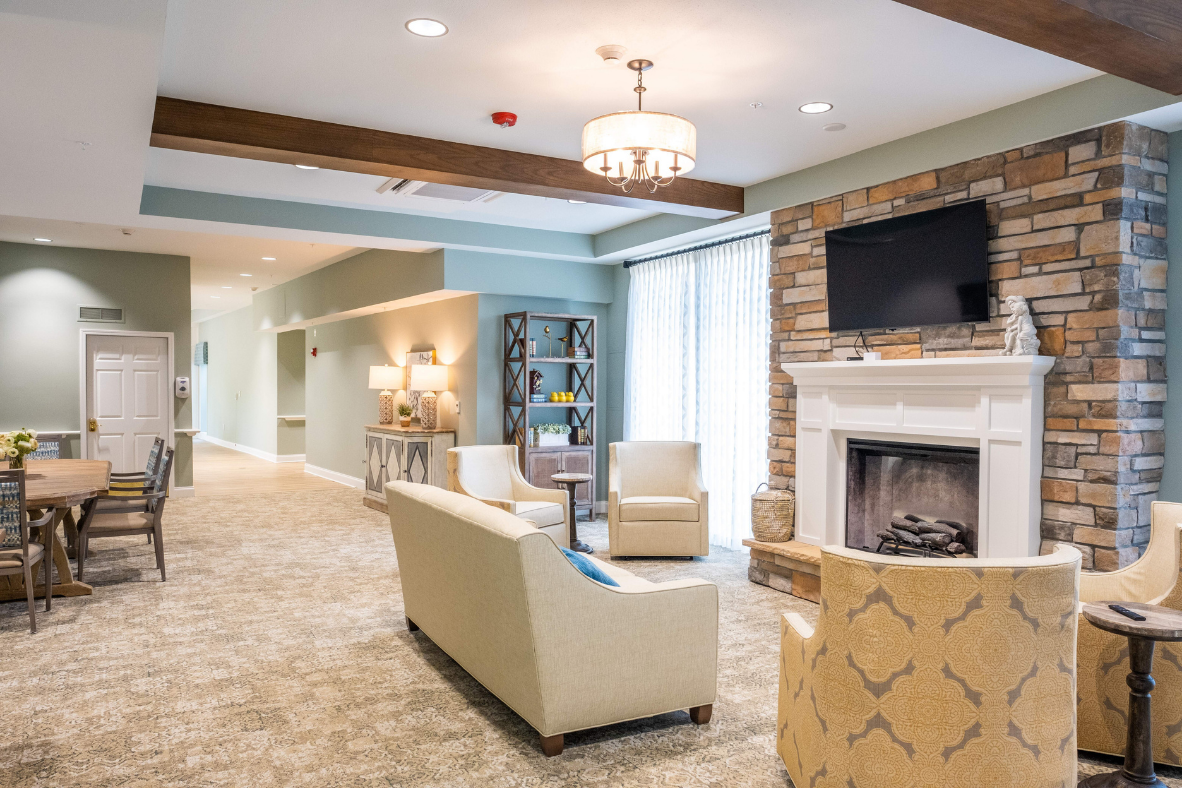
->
0;489;1178;787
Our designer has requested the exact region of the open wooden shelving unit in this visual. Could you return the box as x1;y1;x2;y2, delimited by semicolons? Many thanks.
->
504;311;597;518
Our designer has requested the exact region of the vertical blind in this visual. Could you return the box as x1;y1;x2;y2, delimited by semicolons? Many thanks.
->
624;232;771;550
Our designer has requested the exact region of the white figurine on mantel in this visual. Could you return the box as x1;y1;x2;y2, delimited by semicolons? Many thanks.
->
1001;295;1040;356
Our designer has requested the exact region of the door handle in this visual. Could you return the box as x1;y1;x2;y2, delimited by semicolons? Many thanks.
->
88;418;97;432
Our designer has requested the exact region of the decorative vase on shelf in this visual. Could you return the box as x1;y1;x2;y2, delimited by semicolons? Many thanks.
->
8;454;23;470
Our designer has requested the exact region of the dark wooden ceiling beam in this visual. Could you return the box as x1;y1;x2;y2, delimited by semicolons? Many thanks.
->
150;97;743;219
892;0;1182;95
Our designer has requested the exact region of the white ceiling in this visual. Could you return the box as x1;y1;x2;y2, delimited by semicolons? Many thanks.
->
144;148;656;234
158;0;1098;189
0;215;358;311
1;0;1106;311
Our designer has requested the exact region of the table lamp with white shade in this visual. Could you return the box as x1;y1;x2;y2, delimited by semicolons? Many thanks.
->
409;364;448;430
369;364;403;424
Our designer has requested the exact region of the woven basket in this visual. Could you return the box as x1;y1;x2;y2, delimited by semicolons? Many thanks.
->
751;483;795;543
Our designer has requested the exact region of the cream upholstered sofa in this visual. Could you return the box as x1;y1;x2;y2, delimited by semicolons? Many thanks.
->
608;441;708;557
446;445;569;549
1078;500;1182;765
779;544;1081;788
385;480;718;755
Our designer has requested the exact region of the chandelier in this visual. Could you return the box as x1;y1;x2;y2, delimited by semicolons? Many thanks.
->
581;60;697;193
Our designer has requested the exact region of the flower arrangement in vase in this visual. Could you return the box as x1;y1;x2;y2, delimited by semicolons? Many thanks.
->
1;428;39;469
397;404;414;428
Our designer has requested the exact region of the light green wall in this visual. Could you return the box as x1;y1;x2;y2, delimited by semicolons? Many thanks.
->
304;295;479;479
253;247;618;331
198;305;278;455
1162;131;1182;502
254;248;446;331
0;241;193;485
277;329;306;457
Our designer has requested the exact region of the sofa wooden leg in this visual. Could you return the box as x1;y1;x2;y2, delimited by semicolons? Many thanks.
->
689;704;712;725
539;733;563;757
406;616;419;632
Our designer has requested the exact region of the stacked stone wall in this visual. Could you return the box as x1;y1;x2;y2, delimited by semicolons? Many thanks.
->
768;122;1169;569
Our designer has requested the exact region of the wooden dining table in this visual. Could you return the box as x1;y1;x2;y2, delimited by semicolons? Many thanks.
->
0;458;111;601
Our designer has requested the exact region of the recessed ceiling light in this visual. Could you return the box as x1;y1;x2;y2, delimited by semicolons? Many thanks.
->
750;102;763;109
294;164;319;170
799;102;833;114
241;273;253;277
823;122;847;132
211;296;220;299
568;200;587;204
262;256;275;261
406;18;447;37
34;237;52;242
222;286;232;289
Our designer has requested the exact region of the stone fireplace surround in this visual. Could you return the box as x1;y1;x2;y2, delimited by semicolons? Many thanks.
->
767;121;1169;570
783;356;1053;559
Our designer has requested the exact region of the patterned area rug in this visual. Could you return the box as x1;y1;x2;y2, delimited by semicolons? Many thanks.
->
0;488;1177;787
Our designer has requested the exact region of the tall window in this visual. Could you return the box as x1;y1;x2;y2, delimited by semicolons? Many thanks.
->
624;232;771;550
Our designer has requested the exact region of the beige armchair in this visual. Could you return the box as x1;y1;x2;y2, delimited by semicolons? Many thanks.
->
1078;500;1182;765
447;445;569;549
608;441;708;557
779;544;1081;788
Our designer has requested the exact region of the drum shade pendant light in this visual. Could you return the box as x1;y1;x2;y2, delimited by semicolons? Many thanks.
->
581;60;696;194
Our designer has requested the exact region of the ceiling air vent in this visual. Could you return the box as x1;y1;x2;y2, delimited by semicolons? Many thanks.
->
376;178;500;203
78;306;124;324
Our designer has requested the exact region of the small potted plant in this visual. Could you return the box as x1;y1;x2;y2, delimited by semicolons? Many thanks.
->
397;404;414;428
532;423;572;447
1;428;39;470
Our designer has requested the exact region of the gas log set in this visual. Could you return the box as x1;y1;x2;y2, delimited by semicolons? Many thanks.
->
876;514;971;558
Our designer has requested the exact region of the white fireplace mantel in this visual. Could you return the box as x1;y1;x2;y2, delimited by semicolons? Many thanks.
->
782;355;1055;559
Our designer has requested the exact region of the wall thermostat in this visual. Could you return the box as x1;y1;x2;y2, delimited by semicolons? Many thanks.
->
175;377;191;398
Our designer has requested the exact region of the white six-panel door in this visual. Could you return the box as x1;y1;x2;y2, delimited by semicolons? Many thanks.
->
85;334;170;473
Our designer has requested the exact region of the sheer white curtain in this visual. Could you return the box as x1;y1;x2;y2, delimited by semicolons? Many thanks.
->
624;232;771;550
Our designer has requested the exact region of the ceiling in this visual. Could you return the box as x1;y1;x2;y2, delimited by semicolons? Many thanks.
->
157;0;1099;189
0;0;1141;314
0;216;358;312
144;148;657;235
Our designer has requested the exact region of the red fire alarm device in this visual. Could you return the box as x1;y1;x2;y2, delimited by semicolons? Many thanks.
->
491;112;517;128
310;347;318;357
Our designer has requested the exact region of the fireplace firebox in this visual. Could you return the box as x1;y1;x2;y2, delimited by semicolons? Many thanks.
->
846;439;979;558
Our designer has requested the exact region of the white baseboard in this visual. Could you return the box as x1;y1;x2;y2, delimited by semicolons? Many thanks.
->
305;463;365;489
173;486;195;498
595;500;607;515
197;433;304;464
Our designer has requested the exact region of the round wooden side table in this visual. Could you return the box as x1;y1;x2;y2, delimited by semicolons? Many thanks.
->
1079;601;1182;788
551;472;593;554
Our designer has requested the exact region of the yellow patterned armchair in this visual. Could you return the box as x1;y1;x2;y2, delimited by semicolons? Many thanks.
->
1078;500;1182;765
778;545;1081;788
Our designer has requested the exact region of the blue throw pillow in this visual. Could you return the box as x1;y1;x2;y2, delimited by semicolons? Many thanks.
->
561;547;619;587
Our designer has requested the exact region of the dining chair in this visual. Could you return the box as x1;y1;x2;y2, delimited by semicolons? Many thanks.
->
27;433;62;460
76;447;173;582
105;437;165;498
100;436;166;544
0;468;54;633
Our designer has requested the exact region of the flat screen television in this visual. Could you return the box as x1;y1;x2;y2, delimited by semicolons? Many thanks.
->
825;199;989;332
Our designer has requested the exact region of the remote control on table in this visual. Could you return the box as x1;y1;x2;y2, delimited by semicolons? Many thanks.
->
1109;604;1146;622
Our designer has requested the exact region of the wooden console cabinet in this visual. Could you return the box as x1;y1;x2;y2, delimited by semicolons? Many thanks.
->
363;424;455;513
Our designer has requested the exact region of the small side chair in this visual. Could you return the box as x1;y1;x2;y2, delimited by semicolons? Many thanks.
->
0;468;54;633
77;447;174;582
99;436;166;544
